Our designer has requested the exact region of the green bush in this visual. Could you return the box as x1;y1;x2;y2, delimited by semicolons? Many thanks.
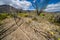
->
0;20;3;25
32;17;38;21
54;15;60;23
48;15;55;23
48;14;60;25
18;13;29;17
39;13;45;17
0;13;8;20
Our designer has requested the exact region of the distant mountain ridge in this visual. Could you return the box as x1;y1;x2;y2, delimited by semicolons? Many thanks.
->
0;5;32;13
0;5;21;13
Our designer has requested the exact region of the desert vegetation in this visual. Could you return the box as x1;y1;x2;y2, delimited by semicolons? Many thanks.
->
0;12;60;40
0;0;60;40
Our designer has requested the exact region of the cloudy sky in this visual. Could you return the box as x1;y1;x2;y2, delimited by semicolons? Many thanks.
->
0;0;60;12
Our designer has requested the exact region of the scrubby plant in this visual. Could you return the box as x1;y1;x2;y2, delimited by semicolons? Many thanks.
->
54;15;60;23
48;15;55;23
0;13;8;20
0;21;2;25
0;20;4;26
32;17;38;21
48;14;60;26
18;13;29;17
39;13;45;17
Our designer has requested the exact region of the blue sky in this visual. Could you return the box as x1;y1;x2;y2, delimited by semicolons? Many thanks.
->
0;0;60;12
48;0;60;4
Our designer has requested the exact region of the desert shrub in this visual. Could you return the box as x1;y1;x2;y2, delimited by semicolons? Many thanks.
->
24;14;29;17
0;13;8;20
0;20;4;25
7;14;17;18
18;13;29;17
0;20;2;25
48;14;60;25
54;15;60;23
57;38;60;40
39;13;45;17
32;17;38;21
48;15;55;23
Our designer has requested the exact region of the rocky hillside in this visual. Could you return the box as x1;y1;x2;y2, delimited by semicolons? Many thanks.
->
0;5;20;13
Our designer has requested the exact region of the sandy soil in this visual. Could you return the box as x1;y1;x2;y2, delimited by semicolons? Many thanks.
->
0;17;60;40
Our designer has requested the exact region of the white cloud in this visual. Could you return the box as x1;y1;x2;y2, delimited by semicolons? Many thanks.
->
44;2;60;12
33;0;44;3
0;0;32;10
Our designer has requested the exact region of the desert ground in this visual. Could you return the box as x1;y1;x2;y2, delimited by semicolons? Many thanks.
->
0;13;60;40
